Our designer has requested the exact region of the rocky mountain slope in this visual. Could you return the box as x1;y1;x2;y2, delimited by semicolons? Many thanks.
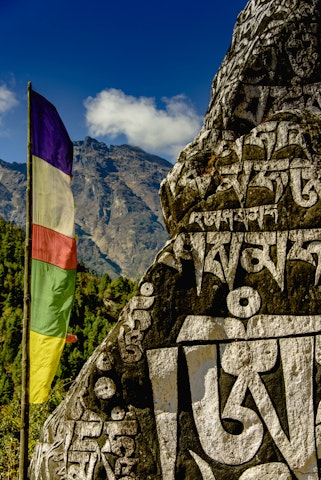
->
0;137;171;278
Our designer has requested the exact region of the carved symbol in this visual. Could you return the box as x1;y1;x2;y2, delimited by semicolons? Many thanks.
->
226;286;261;318
94;377;116;400
147;348;178;480
185;343;264;465
189;450;217;479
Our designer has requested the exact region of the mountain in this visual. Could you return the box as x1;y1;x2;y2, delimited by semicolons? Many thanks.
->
0;137;171;278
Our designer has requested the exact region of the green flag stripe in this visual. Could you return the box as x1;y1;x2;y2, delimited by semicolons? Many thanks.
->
31;259;76;338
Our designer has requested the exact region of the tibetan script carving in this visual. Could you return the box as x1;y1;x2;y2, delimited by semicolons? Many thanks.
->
29;0;321;478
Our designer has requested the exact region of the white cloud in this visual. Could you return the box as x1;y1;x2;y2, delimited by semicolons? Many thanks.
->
0;85;18;137
84;88;202;161
0;85;18;115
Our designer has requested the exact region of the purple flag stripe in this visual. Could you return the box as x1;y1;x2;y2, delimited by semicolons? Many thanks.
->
31;90;73;175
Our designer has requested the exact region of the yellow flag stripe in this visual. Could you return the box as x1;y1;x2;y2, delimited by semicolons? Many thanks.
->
29;330;65;403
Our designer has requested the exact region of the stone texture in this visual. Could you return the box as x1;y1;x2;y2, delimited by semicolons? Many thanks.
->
29;0;321;478
72;138;170;278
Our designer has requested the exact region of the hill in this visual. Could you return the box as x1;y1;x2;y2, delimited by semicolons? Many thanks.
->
0;138;171;278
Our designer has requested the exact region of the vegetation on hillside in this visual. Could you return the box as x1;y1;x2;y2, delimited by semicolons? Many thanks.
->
0;216;138;478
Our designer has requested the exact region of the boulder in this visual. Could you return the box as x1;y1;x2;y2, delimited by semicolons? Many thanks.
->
29;0;321;478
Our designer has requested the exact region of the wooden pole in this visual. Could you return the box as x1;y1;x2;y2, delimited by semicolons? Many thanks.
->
19;81;32;480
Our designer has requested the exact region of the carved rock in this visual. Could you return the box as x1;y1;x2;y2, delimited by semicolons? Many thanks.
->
29;0;321;478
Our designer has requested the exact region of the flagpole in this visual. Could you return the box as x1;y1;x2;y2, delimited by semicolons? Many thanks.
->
19;81;32;480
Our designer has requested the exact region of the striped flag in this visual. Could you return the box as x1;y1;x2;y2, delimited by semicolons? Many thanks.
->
30;90;77;403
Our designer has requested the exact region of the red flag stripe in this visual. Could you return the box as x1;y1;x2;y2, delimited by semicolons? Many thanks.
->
32;224;77;270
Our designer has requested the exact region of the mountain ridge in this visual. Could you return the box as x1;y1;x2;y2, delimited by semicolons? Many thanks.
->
0;137;171;279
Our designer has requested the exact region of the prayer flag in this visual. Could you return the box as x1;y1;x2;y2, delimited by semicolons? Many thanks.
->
30;90;77;403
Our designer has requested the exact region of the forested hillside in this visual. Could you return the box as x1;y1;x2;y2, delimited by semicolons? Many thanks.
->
0;216;138;477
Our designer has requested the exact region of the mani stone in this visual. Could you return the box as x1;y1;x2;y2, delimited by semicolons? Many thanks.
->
29;0;321;479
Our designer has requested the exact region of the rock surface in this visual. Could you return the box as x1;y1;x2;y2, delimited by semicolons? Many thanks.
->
72;138;170;278
29;0;321;478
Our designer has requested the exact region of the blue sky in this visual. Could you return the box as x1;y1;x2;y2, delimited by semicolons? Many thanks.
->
0;0;248;163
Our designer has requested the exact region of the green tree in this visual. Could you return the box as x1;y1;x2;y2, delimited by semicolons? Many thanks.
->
0;215;140;476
